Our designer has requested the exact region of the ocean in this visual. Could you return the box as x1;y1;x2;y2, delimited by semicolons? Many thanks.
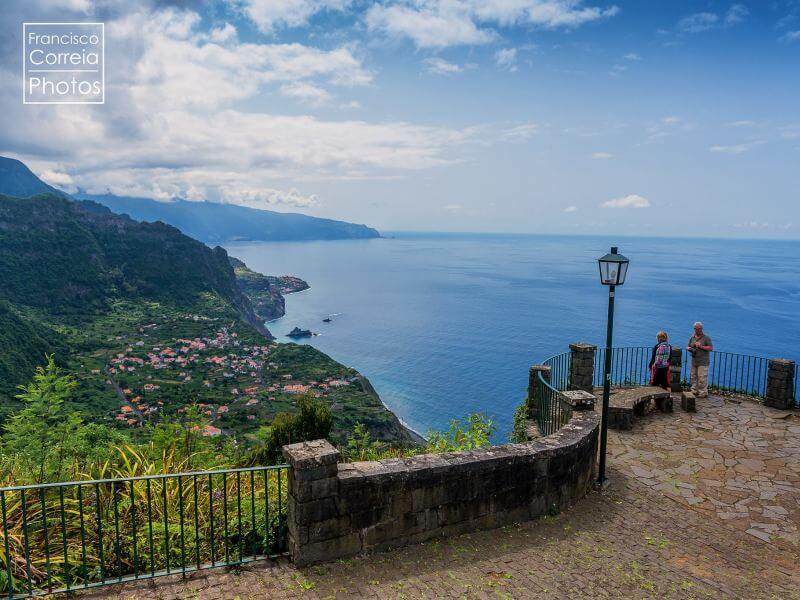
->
225;233;800;441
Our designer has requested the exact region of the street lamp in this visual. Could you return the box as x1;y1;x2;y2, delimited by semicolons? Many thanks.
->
596;246;629;486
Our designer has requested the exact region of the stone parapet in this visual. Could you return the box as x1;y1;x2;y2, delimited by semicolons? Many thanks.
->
765;358;796;410
282;411;599;566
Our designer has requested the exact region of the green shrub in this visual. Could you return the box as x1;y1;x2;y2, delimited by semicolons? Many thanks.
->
425;413;495;453
246;394;333;465
510;402;530;443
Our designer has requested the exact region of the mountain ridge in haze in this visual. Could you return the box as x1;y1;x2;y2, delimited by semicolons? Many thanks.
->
79;192;381;243
0;156;381;243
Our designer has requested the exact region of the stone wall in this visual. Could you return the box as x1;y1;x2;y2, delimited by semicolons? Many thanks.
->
282;410;599;566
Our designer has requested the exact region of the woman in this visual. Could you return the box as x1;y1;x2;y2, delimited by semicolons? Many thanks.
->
648;331;672;390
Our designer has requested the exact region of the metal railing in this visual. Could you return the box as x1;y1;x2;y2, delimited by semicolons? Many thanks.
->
534;347;798;436
0;465;289;598
591;347;798;406
535;352;574;436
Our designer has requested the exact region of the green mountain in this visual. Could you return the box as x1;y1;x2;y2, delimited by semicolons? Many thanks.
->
0;192;266;334
78;193;381;243
0;157;69;199
0;191;412;446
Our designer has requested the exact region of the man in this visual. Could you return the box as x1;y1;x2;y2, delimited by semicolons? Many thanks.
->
687;322;713;398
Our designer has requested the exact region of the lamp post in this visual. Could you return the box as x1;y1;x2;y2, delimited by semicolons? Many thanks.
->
596;246;629;486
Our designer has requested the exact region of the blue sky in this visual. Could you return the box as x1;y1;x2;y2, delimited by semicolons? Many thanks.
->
1;0;799;238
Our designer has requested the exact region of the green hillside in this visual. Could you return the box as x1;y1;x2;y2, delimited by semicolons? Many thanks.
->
0;192;412;448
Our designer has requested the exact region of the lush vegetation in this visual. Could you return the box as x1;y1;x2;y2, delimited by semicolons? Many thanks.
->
0;164;500;595
0;359;286;593
342;414;496;462
0;192;410;458
0;348;492;594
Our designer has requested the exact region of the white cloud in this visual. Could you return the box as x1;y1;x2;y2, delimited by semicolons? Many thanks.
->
677;4;747;33
280;81;332;105
644;116;694;143
365;4;495;48
443;203;463;211
1;6;531;211
608;63;627;76
724;4;748;26
218;186;319;209
600;194;650;209
29;0;90;11
725;120;756;127
495;48;518;71
424;57;471;75
678;12;718;33
591;152;613;159
39;169;78;194
780;30;800;43
779;123;800;140
563;205;578;213
710;141;764;154
501;123;537;140
366;1;619;49
734;221;770;230
207;23;237;43
623;52;641;61
240;0;352;33
104;9;372;114
0;3;589;214
471;0;619;28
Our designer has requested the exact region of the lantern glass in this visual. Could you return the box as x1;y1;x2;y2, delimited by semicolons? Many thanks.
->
597;247;629;286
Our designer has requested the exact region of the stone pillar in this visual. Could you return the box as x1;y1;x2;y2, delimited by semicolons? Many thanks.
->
282;439;347;566
765;358;796;410
569;343;596;393
669;347;683;393
528;364;551;420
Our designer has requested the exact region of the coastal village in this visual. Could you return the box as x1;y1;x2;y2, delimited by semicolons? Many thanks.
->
99;318;354;439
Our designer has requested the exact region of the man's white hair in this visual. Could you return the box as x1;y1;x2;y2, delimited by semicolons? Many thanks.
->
694;321;703;328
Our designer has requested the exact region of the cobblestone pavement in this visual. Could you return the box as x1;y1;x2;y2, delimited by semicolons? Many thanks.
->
608;393;800;546
82;396;800;600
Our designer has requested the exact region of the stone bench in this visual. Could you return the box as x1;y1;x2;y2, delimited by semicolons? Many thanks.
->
601;386;673;430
